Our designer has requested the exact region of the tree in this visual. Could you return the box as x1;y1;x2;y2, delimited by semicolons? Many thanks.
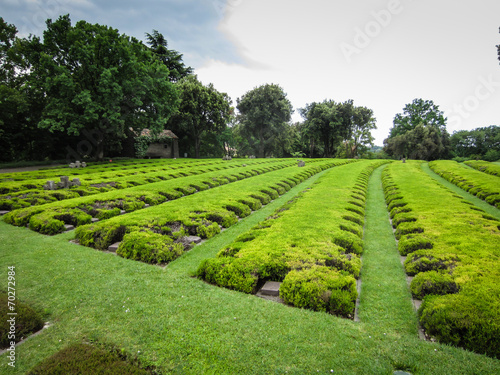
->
345;106;376;158
384;123;450;161
20;15;179;160
390;98;446;137
497;26;499;64
450;126;500;160
236;84;293;158
145;30;193;82
384;98;450;160
169;75;231;158
300;100;355;158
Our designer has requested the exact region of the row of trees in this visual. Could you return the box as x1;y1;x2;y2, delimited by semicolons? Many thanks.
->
383;98;499;161
0;15;379;162
1;16;497;162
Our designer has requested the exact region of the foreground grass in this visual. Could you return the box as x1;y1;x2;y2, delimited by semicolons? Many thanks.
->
0;167;499;374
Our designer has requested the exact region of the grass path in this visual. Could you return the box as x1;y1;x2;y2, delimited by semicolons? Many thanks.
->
1;163;500;374
421;162;500;220
358;164;418;335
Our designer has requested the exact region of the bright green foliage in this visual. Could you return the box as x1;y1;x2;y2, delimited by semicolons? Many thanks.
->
197;160;387;318
429;160;500;208
170;75;231;158
280;266;357;317
236;84;293;158
464;160;500;177
0;292;44;349
19;15;179;160
76;160;351;264
26;343;151;375
382;161;500;357
117;231;184;264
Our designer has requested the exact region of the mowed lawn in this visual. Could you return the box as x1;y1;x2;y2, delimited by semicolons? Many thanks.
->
1;162;499;374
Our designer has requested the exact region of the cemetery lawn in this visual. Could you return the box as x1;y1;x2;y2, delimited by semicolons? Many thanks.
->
1;166;499;374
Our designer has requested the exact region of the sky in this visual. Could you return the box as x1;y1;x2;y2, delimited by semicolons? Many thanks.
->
1;0;499;146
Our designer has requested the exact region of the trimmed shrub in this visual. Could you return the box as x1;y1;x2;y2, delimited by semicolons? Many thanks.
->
404;253;458;276
26;343;151;375
197;258;259;294
410;271;459;299
280;266;357;318
419;291;500;358
398;235;433;256
394;222;424;239
0;293;44;349
117;231;184;264
333;231;363;255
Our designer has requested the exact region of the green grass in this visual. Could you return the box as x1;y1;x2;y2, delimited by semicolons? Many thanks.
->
0;160;499;374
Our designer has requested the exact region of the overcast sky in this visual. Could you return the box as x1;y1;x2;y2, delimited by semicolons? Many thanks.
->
2;0;499;145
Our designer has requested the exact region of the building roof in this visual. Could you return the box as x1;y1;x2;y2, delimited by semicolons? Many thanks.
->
134;128;178;139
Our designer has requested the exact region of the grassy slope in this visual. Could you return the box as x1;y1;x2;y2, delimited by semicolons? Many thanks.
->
0;165;499;374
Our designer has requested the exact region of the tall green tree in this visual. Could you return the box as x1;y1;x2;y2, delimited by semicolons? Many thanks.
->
20;15;179;160
169;75;231;158
236;84;293;158
390;98;446;137
300;100;354;158
145;30;193;82
384;98;450;160
344;106;376;158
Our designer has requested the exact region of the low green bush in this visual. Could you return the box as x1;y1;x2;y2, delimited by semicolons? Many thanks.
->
26;342;152;375
410;270;459;299
419;289;500;359
464;160;500;177
0;292;44;348
404;253;457;276
117;231;184;264
280;266;357;318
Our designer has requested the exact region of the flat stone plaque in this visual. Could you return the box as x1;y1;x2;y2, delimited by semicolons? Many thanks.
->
260;281;281;296
108;242;121;252
185;236;202;244
0;210;10;215
64;224;75;231
91;218;99;223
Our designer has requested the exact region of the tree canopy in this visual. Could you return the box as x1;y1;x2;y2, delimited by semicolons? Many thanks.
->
450;126;500;161
236;84;293;158
169;75;231;158
389;98;447;138
145;30;193;82
384;98;450;160
18;15;179;160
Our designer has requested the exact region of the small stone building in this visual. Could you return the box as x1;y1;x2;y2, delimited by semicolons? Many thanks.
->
139;129;179;158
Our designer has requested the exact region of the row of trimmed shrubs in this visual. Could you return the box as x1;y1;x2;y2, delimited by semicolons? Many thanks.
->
197;160;389;318
382;161;500;358
463;160;500;177
429;160;500;208
3;160;300;235
0;158;292;208
75;160;356;265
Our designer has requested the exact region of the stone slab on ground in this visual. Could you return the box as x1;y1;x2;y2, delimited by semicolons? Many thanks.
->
185;236;202;244
64;224;75;231
108;242;121;252
0;210;10;215
91;218;99;223
259;281;281;296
